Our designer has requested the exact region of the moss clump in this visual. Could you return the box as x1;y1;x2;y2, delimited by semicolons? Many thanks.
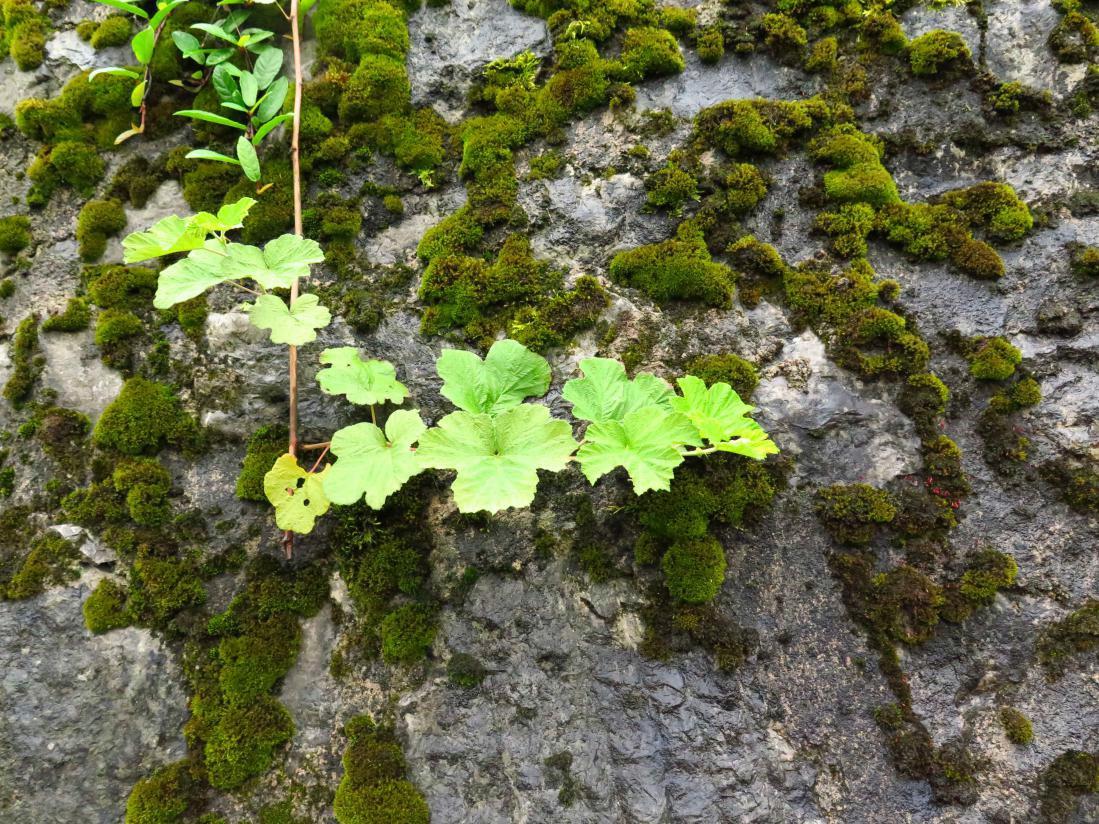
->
816;483;896;546
93;377;202;455
508;275;608;352
815;203;875;258
76;200;127;262
333;719;429;824
760;13;807;60
95;308;143;348
2;0;48;71
999;707;1033;745
694;98;838;158
83;578;132;634
204;696;294;790
645;163;699;212
824;163;900;208
613;26;684;81
939;182;1032;243
37;406;90;471
175;296;207;341
1041;750;1099;823
661;536;727;603
416;206;483;262
868;565;944;645
1070;244;1099;276
685;353;758;399
697;25;723;64
908;30;971;77
378;603;436;664
967;337;1022;381
990;376;1041;413
35;141;107;201
1041;456;1099;514
85;264;157;310
0;214;31;254
236;424;288;501
127;546;206;626
899;372;949;432
5;532;81;599
90;15;132;48
958;550;1017;604
715;162;768;215
107;157;163;209
609;223;734;307
3;313;42;407
447;652;487;687
314;0;409;62
1038;600;1099;677
922;434;969;500
124;761;193;824
339;53;411;122
1049;11;1099;64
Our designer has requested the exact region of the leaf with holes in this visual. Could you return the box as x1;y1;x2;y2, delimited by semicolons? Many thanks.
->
562;357;673;424
220;234;323;289
576;407;701;494
263;453;330;533
436;339;551;415
323;410;426;509
316;348;408;406
245;293;331;345
417;404;577;513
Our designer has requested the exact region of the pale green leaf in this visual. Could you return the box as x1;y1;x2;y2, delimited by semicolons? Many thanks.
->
712;425;780;460
185;148;240;165
123;215;209;263
576;407;701;494
130;79;146;107
175;109;247;130
190;196;256;234
437;339;551;415
236;135;261;182
92;0;148;18
562;357;673;424
252;112;292;145
263;453;330;533
153;241;235;309
323;410;426;508
173;30;202;57
245;293;331;345
417;404;577;513
669;376;756;443
131;26;155;64
90;66;141;80
316;348;408;406
220;234;323;289
191;22;238;45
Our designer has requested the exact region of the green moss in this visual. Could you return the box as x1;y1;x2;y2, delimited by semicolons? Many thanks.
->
685;353;758;399
999;707;1033;745
868;565;944;645
416;206;483;262
958;549;1017;604
127;546;206;626
527;150;565;180
862;11;908;55
1041;457;1099;514
939;182;1033;243
1040;750;1099;822
1071;245;1099;276
3;0;48;71
715;162;768;215
315;0;409;62
661;535;727;603
217;613;300;704
908;29;972;77
697;25;724;64
124;761;193;824
1049;11;1099;63
447;652;487;687
613;26;684;81
815;203;875;258
3;313;41;407
90;15;132;48
378;603;436;664
236;424;288;501
922;434;969;500
823;163;900;207
83;578;132;634
333;779;430;824
645;163;699;212
94;308;143;348
805;36;838;73
508;275;609;352
5;532;81;599
0;214;31;254
175;295;207;340
967;337;1022;381
609;223;734;307
94;377;202;455
47;140;106;195
75;199;126;262
811;126;884;168
899;372;950;431
339;53;411;122
760;13;808;60
816;483;896;546
204;695;294;789
86;264;157;310
1038;600;1099;677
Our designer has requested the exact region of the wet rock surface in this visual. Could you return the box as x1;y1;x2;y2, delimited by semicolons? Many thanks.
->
0;1;1097;823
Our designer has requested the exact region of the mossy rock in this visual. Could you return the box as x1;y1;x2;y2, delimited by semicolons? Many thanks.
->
93;377;202;456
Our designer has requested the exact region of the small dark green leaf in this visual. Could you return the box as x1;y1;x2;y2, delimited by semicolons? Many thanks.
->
191;22;238;45
253;76;287;123
240;71;258;107
236;136;261;182
252;47;283;89
252;112;292;145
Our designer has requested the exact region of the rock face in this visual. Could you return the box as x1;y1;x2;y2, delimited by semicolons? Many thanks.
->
1;1;1098;823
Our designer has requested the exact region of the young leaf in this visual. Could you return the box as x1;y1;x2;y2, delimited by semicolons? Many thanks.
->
130;80;146;108
211;62;239;102
148;0;187;30
712;425;780;460
252;46;283;89
188;196;256;235
576;407;701;494
252;113;292;145
263;454;331;533
245;293;331;345
123;215;209;263
416;404;577;513
191;22;238;45
236;135;261;182
242;30;274;50
90;66;141;80
437;339;551;415
253;77;288;124
669;376;756;444
114;126;143;145
93;0;148;18
175;109;247;130
184;148;241;165
220;234;324;289
316;348;408;406
204;47;235;66
153;242;237;308
131;26;155;64
172;30;202;58
239;71;258;107
323;410;426;508
562;357;673;424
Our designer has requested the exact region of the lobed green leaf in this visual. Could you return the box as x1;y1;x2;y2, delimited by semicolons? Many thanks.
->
263;453;330;533
245;293;331;345
316;349;408;406
437;339;551;415
323;410;426;509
